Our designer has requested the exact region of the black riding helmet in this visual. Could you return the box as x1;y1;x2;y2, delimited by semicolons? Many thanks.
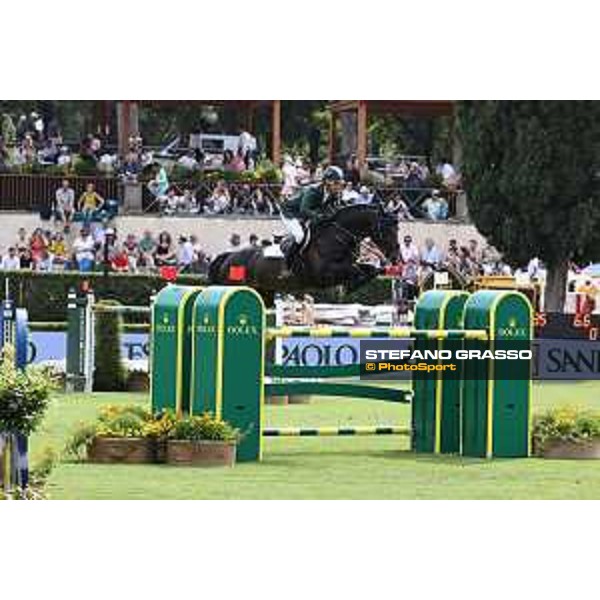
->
322;165;344;182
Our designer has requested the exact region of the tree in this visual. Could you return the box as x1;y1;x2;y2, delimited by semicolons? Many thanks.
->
456;101;600;311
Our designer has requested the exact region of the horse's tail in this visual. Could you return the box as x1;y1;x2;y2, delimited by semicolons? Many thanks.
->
208;252;231;283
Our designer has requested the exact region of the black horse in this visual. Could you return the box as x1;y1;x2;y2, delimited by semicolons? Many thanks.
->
208;204;399;296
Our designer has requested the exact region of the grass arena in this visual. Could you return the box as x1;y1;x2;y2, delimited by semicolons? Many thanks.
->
4;282;600;498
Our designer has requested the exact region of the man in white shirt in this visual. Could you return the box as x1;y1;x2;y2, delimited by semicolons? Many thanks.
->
178;236;196;269
1;247;21;270
400;235;420;264
72;227;96;272
55;179;75;225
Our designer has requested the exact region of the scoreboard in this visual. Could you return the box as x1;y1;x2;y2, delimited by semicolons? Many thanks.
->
535;312;600;339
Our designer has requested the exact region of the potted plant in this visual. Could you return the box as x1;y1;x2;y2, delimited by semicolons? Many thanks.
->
166;413;239;467
532;407;600;459
0;345;55;437
0;345;56;492
66;405;157;464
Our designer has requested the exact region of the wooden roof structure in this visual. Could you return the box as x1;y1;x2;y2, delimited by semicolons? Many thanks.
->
328;100;455;169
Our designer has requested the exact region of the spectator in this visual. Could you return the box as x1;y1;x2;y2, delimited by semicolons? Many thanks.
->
341;182;358;203
436;159;458;186
0;247;20;270
249;233;259;248
178;150;199;171
48;232;68;267
123;233;139;272
445;239;460;269
15;227;28;251
468;239;483;263
55;179;75;226
121;151;141;181
29;228;48;265
355;186;372;204
72;226;96;272
421;190;448;220
421;238;442;268
110;244;130;272
230;149;246;172
179;189;196;213
206;181;231;214
405;162;425;188
253;187;275;215
35;249;54;272
57;146;72;167
229;233;241;249
138;230;156;269
162;188;180;215
153;232;177;266
177;236;195;271
400;235;420;264
385;194;413;220
18;247;33;269
78;182;105;221
147;163;169;206
281;155;298;197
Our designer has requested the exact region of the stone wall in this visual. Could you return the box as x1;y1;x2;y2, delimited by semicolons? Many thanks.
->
0;212;488;257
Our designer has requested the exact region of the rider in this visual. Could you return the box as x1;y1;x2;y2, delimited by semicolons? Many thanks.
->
279;165;346;266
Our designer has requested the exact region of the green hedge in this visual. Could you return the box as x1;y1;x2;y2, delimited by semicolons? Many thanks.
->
0;270;393;322
0;270;206;322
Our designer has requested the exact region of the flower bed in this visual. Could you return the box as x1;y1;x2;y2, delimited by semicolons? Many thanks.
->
66;405;239;467
532;407;600;459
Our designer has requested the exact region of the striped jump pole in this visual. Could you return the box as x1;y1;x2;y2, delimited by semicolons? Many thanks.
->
263;425;410;437
266;326;488;341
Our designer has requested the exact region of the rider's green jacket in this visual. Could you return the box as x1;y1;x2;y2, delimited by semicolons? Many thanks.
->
281;184;338;220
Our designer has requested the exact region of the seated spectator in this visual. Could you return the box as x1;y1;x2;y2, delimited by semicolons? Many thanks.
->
15;227;28;252
29;228;48;266
177;236;195;271
445;239;460;269
162;188;180;215
19;247;33;269
178;150;199;170
421;238;442;268
342;182;359;203
385;194;413;220
98;153;117;174
281;155;298;198
205;181;231;214
78;183;105;221
55;179;75;226
253;187;275;215
355;186;373;204
400;235;420;264
230;148;246;172
421;190;448;220
153;232;177;266
405;162;425;188
57;146;72;167
72;226;96;272
110;244;130;272
468;239;483;263
48;232;68;267
147;163;169;206
138;230;156;269
0;246;20;270
222;149;234;169
179;189;196;213
121;151;141;182
35;249;54;272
